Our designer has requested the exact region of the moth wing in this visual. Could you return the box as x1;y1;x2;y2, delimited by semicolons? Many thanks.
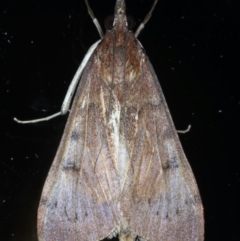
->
122;52;204;241
37;48;121;241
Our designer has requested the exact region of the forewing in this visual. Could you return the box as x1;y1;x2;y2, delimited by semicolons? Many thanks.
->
121;41;204;241
37;41;121;241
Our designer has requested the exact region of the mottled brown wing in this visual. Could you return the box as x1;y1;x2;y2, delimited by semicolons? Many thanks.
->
121;40;204;241
37;39;122;241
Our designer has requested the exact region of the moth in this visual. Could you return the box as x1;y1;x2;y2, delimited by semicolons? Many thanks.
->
15;0;204;240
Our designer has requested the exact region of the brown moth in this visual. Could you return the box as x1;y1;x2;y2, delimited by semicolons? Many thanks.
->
15;0;204;240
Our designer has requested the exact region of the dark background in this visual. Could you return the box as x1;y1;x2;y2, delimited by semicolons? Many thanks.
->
1;0;239;240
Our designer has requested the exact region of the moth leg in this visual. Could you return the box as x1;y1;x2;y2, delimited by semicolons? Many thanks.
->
14;40;101;124
177;124;191;133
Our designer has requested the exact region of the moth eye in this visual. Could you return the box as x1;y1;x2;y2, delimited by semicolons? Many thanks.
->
104;14;114;30
104;15;135;30
126;15;135;30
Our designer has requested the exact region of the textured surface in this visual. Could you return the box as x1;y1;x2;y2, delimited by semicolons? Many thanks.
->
37;1;203;240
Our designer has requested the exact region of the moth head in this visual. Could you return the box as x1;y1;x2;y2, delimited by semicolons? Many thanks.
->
105;14;135;31
113;0;127;29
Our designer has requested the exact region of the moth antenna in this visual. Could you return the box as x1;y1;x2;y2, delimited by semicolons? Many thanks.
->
135;0;159;37
85;0;104;38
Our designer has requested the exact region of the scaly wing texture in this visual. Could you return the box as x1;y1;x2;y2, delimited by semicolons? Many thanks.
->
37;26;203;241
120;33;204;241
38;34;122;241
